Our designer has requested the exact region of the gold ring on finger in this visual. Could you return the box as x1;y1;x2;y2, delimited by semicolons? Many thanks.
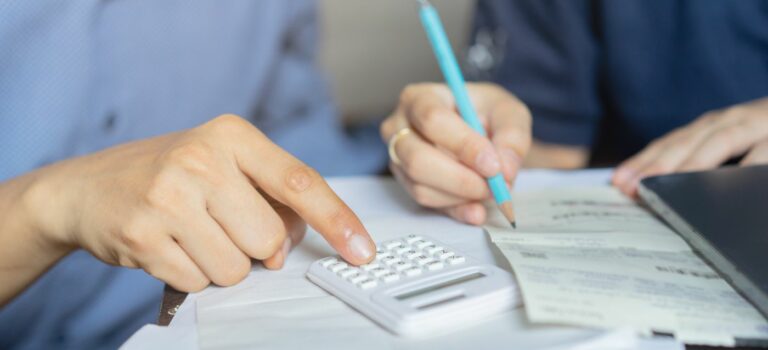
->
387;128;412;166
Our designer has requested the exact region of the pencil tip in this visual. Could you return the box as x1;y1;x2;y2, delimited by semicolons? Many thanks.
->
499;201;517;228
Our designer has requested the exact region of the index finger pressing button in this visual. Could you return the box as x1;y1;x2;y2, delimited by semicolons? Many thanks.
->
235;133;376;265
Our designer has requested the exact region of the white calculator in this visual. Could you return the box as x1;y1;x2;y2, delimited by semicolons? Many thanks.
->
306;234;520;337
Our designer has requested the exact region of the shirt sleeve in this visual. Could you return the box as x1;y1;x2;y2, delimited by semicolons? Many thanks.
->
470;0;602;147
251;0;387;176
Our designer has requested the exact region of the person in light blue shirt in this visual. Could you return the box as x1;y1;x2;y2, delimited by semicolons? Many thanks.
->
0;2;385;349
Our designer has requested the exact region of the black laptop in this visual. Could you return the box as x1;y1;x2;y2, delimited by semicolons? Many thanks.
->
638;165;768;324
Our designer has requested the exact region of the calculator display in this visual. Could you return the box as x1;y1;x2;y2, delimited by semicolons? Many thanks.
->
394;272;485;301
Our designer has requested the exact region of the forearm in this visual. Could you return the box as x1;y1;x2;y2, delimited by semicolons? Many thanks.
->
0;170;74;306
524;140;589;169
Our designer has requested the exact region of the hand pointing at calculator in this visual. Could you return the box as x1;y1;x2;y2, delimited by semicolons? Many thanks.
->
0;115;376;306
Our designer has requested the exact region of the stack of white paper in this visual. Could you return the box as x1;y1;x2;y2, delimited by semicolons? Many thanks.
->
487;187;768;346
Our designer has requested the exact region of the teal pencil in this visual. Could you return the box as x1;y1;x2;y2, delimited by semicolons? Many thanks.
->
417;0;516;227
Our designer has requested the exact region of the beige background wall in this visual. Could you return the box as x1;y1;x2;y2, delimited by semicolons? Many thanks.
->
319;0;477;123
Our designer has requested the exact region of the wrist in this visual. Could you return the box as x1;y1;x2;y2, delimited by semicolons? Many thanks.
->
0;170;75;305
16;165;79;254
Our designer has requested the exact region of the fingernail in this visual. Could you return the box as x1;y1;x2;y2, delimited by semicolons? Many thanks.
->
463;205;487;225
475;148;501;176
463;207;480;224
499;148;522;181
613;168;634;186
347;233;374;261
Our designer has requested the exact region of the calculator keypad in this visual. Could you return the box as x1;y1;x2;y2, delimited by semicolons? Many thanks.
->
319;234;465;289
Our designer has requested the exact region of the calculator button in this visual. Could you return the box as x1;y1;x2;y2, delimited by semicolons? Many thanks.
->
360;263;381;271
370;267;390;277
394;246;410;255
319;257;339;268
403;250;420;259
414;240;432;249
381;256;400;266
357;278;378;289
425;246;443;255
348;273;368;284
402;267;423;277
375;252;394;261
425;261;445;271
447;255;466;265
328;262;348;272
405;235;424;244
434;249;455;260
393;261;414;272
421;244;437;253
380;272;400;283
383;240;405;250
337;268;358;278
414;255;434;266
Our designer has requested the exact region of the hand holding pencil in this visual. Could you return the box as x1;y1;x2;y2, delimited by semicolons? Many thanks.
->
382;83;531;225
380;1;531;226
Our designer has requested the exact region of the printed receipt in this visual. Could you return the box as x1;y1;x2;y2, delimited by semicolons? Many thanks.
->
486;187;768;346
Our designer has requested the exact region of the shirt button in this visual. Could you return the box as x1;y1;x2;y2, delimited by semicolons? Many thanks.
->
103;112;117;132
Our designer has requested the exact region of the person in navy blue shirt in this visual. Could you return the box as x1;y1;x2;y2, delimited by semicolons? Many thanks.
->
382;0;768;225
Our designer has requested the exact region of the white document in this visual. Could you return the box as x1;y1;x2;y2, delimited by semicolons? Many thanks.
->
487;187;768;346
487;186;675;235
120;324;197;350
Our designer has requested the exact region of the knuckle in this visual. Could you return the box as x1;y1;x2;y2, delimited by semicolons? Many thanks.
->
168;271;210;292
212;254;251;286
164;142;219;179
284;165;321;194
645;138;668;152
699;111;722;125
143;171;185;213
399;84;420;105
143;251;211;292
249;225;286;260
183;277;211;292
206;114;249;134
119;219;151;253
399;83;446;108
417;106;445;128
713;124;743;153
400;83;435;104
722;105;747;120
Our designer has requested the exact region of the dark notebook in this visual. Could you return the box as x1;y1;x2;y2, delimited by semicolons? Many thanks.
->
638;165;768;325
